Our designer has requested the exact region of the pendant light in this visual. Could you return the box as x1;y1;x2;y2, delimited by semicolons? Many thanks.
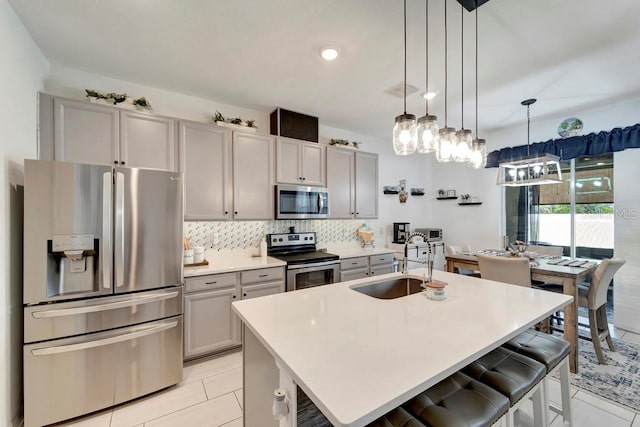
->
496;99;563;186
416;0;439;154
468;0;486;169
393;0;417;156
454;1;472;162
436;0;457;162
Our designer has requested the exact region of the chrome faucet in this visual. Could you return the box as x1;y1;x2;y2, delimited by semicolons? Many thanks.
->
402;232;429;275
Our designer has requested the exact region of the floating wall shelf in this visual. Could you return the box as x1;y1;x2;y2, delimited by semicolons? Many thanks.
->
458;202;483;206
436;196;458;200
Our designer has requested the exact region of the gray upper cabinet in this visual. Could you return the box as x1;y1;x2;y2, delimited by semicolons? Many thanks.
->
41;94;178;171
233;132;274;220
326;148;378;219
326;147;355;218
276;137;325;186
52;97;120;166
180;121;231;220
120;111;177;171
355;151;378;218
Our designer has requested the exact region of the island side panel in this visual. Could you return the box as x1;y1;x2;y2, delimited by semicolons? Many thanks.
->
244;325;279;427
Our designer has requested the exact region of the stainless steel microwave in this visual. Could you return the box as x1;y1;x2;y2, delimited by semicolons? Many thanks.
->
275;184;329;219
413;227;443;241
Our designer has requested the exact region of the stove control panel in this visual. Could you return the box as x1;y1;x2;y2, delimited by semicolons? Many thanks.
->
268;232;316;247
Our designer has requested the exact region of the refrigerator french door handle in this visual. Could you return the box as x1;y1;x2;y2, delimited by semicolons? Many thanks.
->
115;171;125;288
30;320;178;356
31;291;180;318
102;172;113;289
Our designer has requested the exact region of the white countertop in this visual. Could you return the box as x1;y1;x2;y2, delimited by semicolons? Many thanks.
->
232;269;573;426
184;256;286;277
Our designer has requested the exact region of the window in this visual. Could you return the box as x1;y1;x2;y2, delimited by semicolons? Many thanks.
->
504;153;614;259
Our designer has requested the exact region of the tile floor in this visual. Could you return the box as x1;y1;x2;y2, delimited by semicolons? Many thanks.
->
57;332;640;427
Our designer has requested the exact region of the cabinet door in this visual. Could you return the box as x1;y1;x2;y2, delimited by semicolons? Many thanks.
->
327;147;355;218
275;137;302;184
180;121;231;220
242;282;284;300
355;151;379;218
301;143;325;186
53;98;119;166
121;111;177;171
341;268;368;282
233;132;274;220
184;287;239;359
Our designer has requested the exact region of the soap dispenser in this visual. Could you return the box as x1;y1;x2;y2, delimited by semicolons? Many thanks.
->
260;236;268;258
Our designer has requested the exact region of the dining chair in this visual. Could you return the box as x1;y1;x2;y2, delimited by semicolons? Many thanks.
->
476;254;531;287
446;244;479;277
579;258;625;364
527;244;563;257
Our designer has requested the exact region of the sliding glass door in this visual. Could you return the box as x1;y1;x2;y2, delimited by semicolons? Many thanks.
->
504;153;614;260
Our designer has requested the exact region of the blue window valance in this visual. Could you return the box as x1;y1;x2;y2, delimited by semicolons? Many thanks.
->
486;123;640;168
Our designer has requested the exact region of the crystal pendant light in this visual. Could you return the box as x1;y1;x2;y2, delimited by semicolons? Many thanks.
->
416;0;439;154
468;0;487;169
393;0;417;156
454;1;471;162
436;0;456;162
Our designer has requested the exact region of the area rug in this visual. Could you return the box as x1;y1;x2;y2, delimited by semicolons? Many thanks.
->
559;336;640;412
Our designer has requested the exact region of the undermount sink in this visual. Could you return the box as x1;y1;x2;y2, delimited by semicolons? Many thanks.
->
350;277;425;299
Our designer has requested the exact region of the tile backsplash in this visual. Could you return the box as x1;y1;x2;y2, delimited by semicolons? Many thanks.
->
184;219;381;250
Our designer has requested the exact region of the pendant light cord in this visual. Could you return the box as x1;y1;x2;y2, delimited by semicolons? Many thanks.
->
444;0;448;127
475;0;478;137
460;1;464;130
527;104;531;157
403;0;408;115
425;0;429;115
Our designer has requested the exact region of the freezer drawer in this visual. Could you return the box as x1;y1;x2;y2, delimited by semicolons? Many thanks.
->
24;316;183;427
24;287;182;343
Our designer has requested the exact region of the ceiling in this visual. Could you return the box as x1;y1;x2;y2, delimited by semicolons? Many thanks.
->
9;0;640;141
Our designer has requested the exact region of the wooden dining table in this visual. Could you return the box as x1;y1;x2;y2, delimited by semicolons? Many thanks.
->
446;253;599;374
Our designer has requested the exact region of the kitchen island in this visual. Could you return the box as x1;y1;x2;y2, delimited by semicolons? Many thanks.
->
232;269;573;427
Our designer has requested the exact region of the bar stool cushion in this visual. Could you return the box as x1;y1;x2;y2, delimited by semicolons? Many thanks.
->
462;347;546;404
403;372;509;427
503;329;570;372
367;407;425;427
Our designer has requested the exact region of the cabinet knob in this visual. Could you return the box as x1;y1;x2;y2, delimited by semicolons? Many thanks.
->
232;295;237;299
302;177;306;181
224;211;228;215
235;211;238;215
243;293;247;297
121;161;126;165
299;177;303;181
113;161;118;165
356;212;359;215
351;212;354;215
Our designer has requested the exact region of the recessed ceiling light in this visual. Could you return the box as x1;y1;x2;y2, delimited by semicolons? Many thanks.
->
421;91;437;100
319;47;340;61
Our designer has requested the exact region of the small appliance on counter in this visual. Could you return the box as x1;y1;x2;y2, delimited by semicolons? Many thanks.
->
393;222;411;243
266;232;339;291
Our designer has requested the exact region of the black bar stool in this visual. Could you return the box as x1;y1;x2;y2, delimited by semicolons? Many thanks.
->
503;330;572;426
462;347;548;427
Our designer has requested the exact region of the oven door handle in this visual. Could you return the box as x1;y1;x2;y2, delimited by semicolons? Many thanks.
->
287;260;340;271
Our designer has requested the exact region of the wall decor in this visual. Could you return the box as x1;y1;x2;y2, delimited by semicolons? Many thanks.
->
458;194;482;205
383;185;399;195
436;189;457;200
410;188;425;196
85;89;152;110
213;111;257;131
329;138;360;149
399;179;408;203
558;117;584;138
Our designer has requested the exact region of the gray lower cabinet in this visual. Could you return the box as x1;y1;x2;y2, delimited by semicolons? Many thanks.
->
340;256;369;282
184;274;240;360
184;266;284;360
369;253;394;277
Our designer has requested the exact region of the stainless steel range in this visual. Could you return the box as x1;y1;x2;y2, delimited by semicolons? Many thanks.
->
267;232;339;291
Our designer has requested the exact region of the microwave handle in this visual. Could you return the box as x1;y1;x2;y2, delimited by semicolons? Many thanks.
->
317;193;324;213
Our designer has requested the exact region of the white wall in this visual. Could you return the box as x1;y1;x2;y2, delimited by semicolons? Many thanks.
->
44;66;435;246
614;149;640;333
0;1;48;425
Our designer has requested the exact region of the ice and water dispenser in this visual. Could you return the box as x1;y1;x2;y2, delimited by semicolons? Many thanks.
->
47;234;99;298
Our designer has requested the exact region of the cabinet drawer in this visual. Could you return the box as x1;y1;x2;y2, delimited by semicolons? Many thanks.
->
340;256;369;270
341;268;368;282
369;253;394;266
185;273;236;293
241;267;284;285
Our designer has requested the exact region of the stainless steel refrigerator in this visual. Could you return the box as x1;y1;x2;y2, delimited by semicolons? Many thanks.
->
23;160;184;427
